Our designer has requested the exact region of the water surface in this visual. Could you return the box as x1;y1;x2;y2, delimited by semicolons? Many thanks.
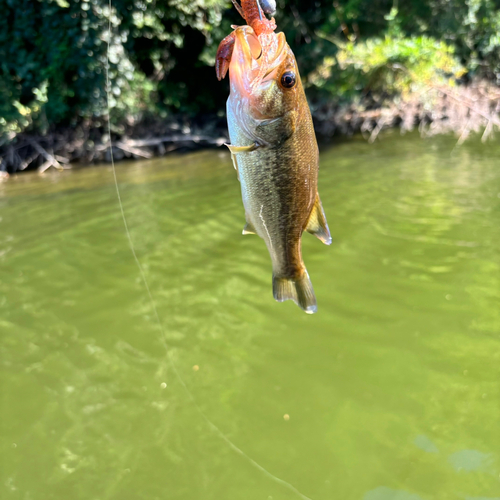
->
1;133;499;499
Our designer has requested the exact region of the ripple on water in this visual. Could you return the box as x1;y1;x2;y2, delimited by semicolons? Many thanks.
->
1;133;499;499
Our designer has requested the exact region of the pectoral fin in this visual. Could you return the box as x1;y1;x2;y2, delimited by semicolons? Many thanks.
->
242;220;257;235
225;142;260;154
305;194;332;245
230;153;239;180
226;143;259;181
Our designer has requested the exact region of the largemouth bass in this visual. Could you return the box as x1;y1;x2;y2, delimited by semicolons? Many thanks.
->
216;0;331;314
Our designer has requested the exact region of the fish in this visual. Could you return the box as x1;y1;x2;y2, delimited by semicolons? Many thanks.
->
216;0;331;314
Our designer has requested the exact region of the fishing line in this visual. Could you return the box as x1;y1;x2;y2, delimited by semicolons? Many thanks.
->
105;3;312;500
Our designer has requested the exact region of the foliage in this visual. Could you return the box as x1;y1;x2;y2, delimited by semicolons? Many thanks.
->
0;0;229;140
0;0;499;140
400;0;500;81
310;28;465;103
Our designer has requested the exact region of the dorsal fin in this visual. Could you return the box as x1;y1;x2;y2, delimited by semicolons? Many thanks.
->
305;194;332;245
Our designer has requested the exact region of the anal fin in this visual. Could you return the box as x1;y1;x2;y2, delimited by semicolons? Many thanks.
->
305;193;332;245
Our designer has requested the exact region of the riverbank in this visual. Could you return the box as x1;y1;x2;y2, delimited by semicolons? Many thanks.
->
0;116;229;177
1;80;499;178
313;80;500;142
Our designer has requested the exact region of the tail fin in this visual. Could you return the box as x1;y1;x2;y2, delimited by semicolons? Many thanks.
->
272;271;317;314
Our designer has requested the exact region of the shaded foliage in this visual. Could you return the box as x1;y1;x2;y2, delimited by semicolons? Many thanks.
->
0;0;499;140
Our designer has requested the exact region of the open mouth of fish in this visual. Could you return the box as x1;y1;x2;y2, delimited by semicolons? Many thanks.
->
229;27;287;97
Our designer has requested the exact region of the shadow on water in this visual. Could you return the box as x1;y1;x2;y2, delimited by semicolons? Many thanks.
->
1;133;499;499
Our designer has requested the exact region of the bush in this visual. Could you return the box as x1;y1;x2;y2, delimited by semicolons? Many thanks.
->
1;0;499;142
0;0;229;139
310;33;464;101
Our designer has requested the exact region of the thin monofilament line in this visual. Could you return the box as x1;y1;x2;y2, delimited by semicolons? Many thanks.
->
104;3;312;499
105;2;162;333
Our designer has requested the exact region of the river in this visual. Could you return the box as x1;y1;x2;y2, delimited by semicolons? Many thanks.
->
1;132;499;499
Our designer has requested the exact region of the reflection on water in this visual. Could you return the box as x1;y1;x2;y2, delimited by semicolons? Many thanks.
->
0;132;499;499
414;435;439;454
448;450;495;473
364;487;423;500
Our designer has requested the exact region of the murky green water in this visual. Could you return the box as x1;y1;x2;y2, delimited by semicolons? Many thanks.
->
1;132;499;500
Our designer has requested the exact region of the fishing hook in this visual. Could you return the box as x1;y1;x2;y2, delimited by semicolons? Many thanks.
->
259;0;276;15
230;0;277;21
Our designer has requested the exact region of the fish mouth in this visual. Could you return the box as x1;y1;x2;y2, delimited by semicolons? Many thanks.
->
229;27;287;98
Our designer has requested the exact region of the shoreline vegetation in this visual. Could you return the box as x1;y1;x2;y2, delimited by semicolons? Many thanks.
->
2;0;500;178
2;79;499;178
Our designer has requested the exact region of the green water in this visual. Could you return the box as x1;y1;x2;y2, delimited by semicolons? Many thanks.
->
1;133;499;500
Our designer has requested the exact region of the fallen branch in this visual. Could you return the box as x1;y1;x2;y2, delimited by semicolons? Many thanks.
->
19;152;40;171
118;134;226;148
38;160;56;174
432;85;500;128
55;154;70;164
28;140;64;172
115;142;153;158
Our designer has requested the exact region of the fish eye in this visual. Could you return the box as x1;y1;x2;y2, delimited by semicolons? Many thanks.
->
280;71;296;89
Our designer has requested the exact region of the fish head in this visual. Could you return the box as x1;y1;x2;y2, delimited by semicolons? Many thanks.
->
228;26;304;136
